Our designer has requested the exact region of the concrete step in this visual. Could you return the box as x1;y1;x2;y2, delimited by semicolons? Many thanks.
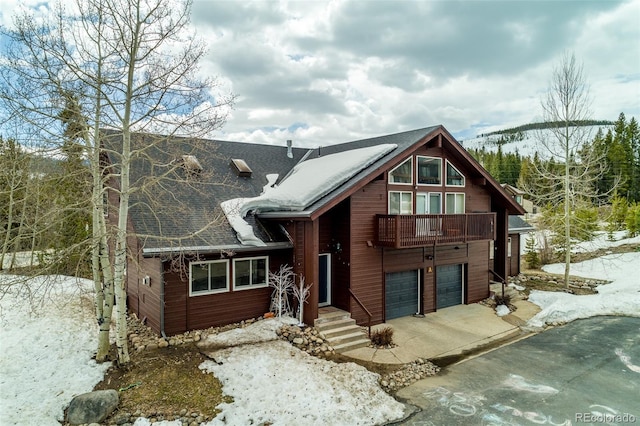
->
315;310;351;325
332;338;371;353
326;330;370;346
315;318;357;333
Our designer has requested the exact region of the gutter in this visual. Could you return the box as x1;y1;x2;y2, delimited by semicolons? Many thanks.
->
142;241;293;257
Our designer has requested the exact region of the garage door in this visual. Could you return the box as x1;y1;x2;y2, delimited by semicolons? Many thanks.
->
436;264;463;309
385;270;419;320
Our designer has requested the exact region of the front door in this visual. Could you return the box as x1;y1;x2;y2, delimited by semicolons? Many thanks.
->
319;253;331;307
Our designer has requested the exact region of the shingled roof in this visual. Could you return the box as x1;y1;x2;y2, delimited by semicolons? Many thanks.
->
102;130;307;254
104;125;524;254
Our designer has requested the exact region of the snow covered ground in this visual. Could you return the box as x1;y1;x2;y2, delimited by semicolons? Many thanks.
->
526;234;640;328
0;274;110;425
198;323;406;426
0;274;407;426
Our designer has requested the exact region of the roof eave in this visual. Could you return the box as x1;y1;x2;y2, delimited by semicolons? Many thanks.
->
142;241;293;257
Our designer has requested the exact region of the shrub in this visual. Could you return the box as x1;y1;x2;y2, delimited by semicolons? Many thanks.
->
370;326;394;346
626;203;640;237
494;293;512;306
523;235;540;269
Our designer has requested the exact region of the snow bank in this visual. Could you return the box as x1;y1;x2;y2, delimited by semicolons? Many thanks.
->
200;340;406;426
198;316;297;348
495;304;511;317
527;252;640;328
221;144;397;246
0;275;110;425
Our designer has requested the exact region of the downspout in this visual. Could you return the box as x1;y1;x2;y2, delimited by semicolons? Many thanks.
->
160;262;167;339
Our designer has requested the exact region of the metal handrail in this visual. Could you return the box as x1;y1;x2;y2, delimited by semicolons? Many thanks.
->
348;288;372;338
489;269;507;299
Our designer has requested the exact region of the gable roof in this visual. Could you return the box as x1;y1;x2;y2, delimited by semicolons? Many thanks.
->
105;125;525;253
508;216;535;233
259;125;525;219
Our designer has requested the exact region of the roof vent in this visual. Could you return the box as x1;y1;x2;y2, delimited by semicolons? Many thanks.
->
286;140;293;159
231;158;252;177
181;155;203;176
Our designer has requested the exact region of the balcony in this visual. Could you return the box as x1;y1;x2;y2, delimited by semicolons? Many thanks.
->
376;213;496;248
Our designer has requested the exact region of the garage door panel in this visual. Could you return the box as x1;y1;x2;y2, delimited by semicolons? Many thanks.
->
385;270;418;320
436;264;463;309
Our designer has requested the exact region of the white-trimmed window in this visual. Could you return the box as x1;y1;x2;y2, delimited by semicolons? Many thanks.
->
445;193;465;214
190;260;229;296
416;192;442;214
446;160;465;187
417;156;441;185
234;256;268;290
389;191;413;214
389;158;413;184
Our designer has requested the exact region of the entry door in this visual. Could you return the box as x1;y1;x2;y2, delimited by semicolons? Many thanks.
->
436;264;464;309
319;254;331;307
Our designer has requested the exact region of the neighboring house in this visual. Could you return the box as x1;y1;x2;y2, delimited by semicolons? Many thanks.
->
105;126;525;336
506;216;536;277
501;183;537;215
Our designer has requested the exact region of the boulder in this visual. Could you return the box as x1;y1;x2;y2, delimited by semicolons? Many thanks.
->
66;389;119;425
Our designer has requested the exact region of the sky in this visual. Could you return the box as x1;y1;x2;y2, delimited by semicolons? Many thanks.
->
1;0;639;147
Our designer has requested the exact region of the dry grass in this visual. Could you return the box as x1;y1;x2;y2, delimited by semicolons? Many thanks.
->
94;344;230;421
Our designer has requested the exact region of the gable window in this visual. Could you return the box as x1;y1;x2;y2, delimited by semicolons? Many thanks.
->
234;257;268;290
416;192;442;214
389;191;412;214
190;260;229;296
445;193;465;214
389;158;413;184
417;156;441;185
446;161;465;187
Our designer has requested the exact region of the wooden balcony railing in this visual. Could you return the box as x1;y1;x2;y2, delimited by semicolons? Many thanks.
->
376;213;496;248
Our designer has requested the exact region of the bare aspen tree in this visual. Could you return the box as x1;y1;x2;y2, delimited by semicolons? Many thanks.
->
524;53;612;288
1;0;233;364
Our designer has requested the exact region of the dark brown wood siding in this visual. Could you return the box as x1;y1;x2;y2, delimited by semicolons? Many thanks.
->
350;179;386;325
508;233;521;276
162;249;293;335
318;199;351;311
133;257;163;333
467;241;490;303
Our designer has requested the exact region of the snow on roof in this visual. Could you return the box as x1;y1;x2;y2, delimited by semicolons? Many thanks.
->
221;143;397;246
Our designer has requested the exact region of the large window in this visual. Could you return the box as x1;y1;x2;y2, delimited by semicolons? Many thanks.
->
190;260;229;296
234;257;268;290
417;156;441;185
445;193;465;214
446;161;465;187
389;191;412;214
389;158;413;184
416;192;442;214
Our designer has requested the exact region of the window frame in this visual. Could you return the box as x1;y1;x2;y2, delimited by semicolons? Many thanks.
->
416;156;442;186
445;192;466;214
189;259;230;296
388;191;413;214
445;160;465;187
233;256;269;291
388;157;413;185
416;192;442;214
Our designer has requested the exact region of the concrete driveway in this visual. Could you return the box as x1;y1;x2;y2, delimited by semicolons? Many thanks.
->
394;316;640;425
344;300;540;364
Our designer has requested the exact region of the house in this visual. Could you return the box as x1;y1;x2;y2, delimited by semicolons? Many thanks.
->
501;183;537;215
506;216;536;277
106;126;525;337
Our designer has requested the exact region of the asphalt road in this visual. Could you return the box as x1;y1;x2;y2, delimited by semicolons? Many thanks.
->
395;316;640;426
